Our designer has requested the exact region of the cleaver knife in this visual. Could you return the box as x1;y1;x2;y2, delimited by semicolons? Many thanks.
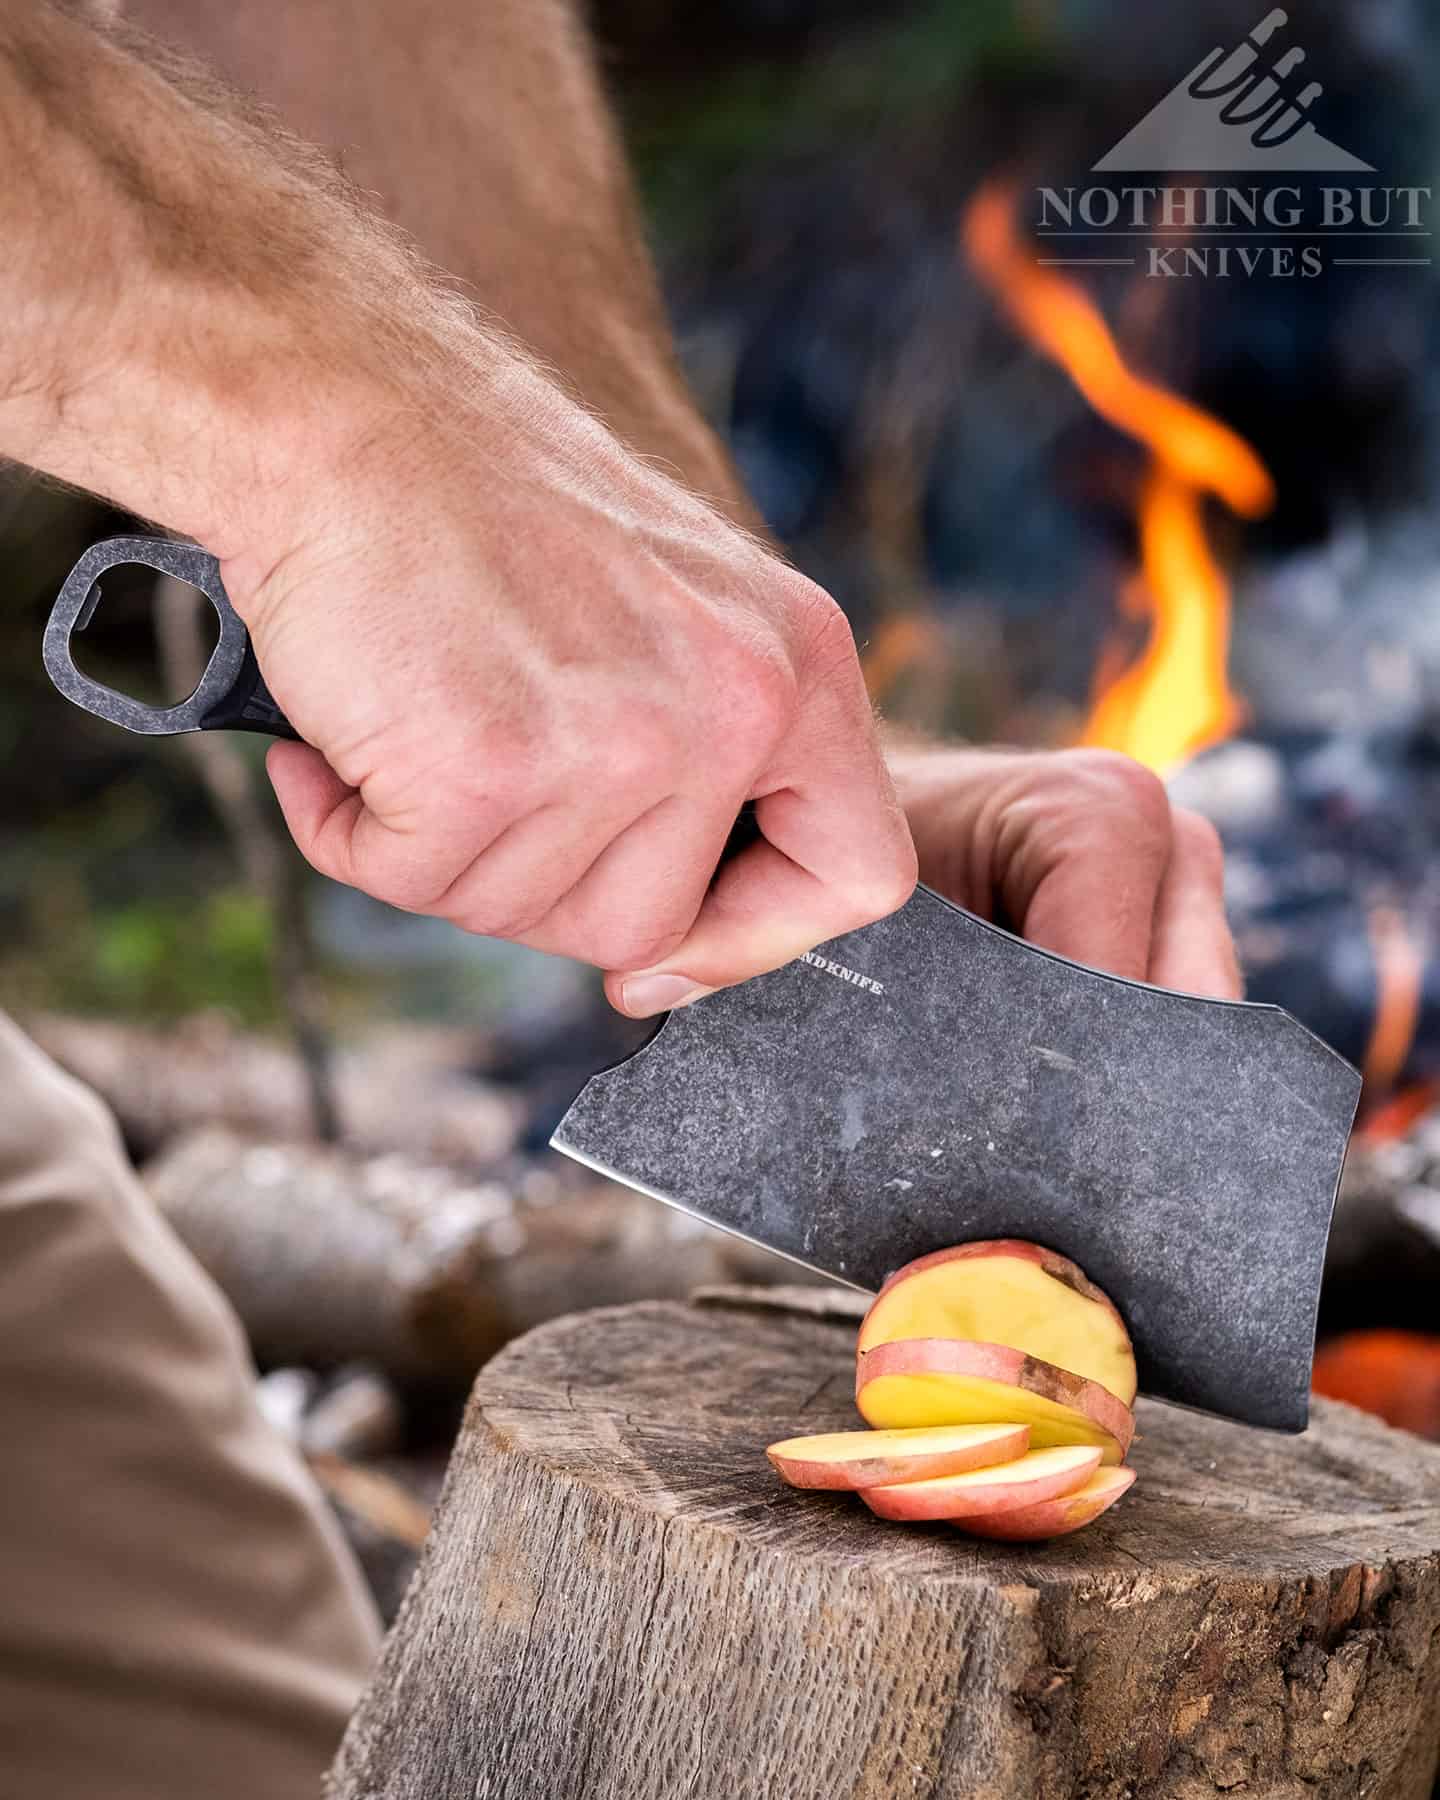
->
46;536;1362;1430
553;888;1360;1431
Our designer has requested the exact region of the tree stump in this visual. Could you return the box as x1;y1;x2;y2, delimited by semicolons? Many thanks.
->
329;1290;1440;1800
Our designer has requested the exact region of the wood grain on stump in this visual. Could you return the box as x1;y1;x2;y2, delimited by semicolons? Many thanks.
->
329;1290;1440;1800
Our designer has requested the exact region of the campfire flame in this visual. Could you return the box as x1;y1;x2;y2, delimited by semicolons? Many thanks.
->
962;184;1275;774
963;186;1435;1121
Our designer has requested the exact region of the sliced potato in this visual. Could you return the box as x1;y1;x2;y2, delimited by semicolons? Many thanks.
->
858;1240;1137;1406
861;1444;1101;1522
766;1421;1029;1491
959;1466;1137;1541
855;1337;1133;1466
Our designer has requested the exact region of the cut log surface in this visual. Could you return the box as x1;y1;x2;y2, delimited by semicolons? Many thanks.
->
330;1293;1440;1800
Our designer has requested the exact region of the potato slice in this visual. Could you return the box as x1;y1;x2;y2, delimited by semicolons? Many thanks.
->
862;1444;1101;1522
766;1422;1029;1492
858;1241;1137;1407
959;1466;1136;1541
855;1338;1133;1466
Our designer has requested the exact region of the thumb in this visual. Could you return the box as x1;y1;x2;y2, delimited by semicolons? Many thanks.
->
604;788;916;1017
265;741;366;885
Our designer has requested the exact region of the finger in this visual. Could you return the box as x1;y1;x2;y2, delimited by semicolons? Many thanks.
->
267;742;496;909
428;793;664;941
1146;808;1242;999
266;742;365;882
600;676;917;1009
1004;753;1173;982
602;783;914;1015
523;793;742;985
598;829;872;1015
757;620;919;913
615;627;918;991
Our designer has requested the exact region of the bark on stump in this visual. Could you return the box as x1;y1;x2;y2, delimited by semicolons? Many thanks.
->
328;1290;1440;1800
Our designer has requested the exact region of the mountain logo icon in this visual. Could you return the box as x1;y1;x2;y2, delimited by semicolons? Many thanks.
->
1094;9;1374;172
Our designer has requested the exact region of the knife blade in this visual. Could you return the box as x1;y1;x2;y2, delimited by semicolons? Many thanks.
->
553;884;1360;1430
43;537;1362;1430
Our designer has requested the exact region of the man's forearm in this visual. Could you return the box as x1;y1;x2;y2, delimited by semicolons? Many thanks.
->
0;2;497;546
124;0;754;523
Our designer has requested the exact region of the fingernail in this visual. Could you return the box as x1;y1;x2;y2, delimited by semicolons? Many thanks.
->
619;974;713;1017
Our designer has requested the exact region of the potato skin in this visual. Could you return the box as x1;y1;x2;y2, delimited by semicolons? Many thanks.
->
959;1467;1137;1541
765;1422;1030;1492
861;1445;1103;1522
855;1337;1135;1462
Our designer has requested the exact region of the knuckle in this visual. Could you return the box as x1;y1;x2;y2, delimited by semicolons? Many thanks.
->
587;921;689;973
1173;808;1226;881
1066;749;1171;831
418;709;542;814
616;928;688;972
795;587;864;684
294;832;348;888
456;904;549;943
841;842;920;928
379;875;460;917
560;883;699;972
708;637;799;761
595;715;673;796
443;876;551;940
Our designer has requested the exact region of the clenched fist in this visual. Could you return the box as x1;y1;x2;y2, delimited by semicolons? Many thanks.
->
220;352;917;1015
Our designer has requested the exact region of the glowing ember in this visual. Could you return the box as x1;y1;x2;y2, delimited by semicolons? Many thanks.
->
962;183;1275;774
1358;1080;1440;1143
1357;906;1427;1126
1312;1329;1440;1438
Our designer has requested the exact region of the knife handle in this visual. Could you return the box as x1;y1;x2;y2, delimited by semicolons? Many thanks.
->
44;536;297;740
47;535;765;872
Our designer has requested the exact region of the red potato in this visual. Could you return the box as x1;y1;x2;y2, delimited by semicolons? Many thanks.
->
861;1443;1102;1522
958;1466;1136;1541
766;1422;1030;1492
856;1337;1134;1466
858;1240;1137;1407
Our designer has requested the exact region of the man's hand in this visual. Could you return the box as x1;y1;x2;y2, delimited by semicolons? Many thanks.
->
0;3;915;1017
887;743;1241;1000
229;355;915;1017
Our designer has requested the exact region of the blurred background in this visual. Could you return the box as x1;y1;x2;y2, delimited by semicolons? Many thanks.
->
6;0;1440;1604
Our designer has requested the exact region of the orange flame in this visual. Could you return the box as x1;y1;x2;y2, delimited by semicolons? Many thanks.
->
962;183;1275;774
1079;469;1245;769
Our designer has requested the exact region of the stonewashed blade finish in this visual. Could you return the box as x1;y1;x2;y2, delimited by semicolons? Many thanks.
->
553;884;1360;1430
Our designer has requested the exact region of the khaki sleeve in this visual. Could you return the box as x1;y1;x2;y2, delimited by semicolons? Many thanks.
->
0;1012;381;1800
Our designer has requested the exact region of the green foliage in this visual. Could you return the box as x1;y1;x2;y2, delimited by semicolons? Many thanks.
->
624;0;1041;247
49;890;278;1023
